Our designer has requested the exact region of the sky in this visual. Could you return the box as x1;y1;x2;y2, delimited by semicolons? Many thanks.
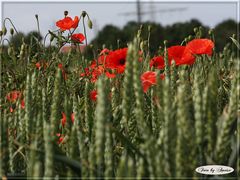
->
1;0;239;42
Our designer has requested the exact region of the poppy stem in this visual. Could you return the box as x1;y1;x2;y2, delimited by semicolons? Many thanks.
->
82;17;88;47
3;18;19;34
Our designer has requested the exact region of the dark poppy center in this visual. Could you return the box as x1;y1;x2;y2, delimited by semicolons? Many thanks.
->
119;58;125;65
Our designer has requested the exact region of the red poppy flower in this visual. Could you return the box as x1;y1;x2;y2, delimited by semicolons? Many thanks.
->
6;91;21;102
21;100;25;109
56;16;79;31
80;61;105;82
91;66;105;82
186;38;214;56
105;71;116;78
141;71;157;93
36;62;41;70
90;90;97;101
56;133;65;144
58;63;63;69
71;33;85;43
99;48;128;74
141;71;165;93
99;48;111;55
71;113;74;124
61;112;67;127
150;56;165;69
10;107;14;113
167;45;195;65
58;64;67;80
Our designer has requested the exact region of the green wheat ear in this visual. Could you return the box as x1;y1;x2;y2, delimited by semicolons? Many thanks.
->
43;121;54;179
0;110;9;177
132;38;146;137
24;73;33;144
95;76;110;178
121;43;134;137
116;151;128;178
175;69;195;177
215;62;239;164
84;81;93;140
192;66;205;167
104;123;114;178
50;68;63;139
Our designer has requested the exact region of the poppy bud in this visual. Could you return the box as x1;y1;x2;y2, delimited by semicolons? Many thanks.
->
0;30;3;36
87;19;93;29
2;26;7;35
188;35;192;41
82;11;87;18
164;40;168;46
208;29;214;35
35;14;38;19
64;11;68;17
10;28;14;35
140;41;144;50
193;27;198;34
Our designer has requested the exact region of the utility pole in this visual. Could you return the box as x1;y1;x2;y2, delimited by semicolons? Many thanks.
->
119;1;187;23
136;0;141;24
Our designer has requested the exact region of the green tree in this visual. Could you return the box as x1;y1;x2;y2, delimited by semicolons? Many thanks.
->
214;19;239;51
92;25;127;50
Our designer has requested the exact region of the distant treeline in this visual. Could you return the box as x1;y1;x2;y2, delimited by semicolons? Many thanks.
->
91;19;239;55
7;19;239;57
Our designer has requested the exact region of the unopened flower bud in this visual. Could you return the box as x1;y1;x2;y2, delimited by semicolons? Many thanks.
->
208;29;214;35
87;19;93;29
140;41;144;50
35;14;38;19
188;35;192;41
64;11;68;17
193;27;198;33
10;28;14;35
82;11;87;18
164;40;168;46
2;26;7;35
